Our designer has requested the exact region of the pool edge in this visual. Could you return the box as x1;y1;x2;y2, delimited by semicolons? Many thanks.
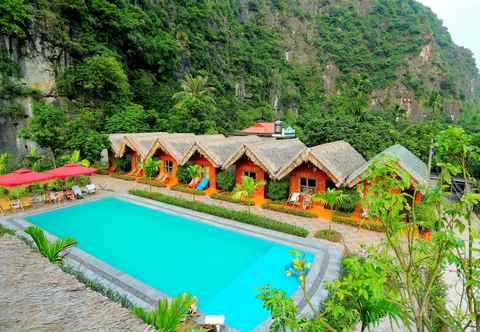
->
0;193;342;332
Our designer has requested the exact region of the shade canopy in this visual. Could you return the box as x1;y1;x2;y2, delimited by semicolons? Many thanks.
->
46;163;96;179
0;168;54;187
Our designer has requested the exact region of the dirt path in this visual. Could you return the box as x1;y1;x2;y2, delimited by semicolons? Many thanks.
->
0;234;151;332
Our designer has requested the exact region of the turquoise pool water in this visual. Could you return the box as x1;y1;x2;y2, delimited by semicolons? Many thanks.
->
26;197;313;331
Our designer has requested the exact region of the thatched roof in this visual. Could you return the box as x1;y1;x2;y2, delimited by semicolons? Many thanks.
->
108;133;128;157
346;144;429;187
181;135;265;167
236;139;308;179
123;133;170;159
145;134;225;163
304;141;366;186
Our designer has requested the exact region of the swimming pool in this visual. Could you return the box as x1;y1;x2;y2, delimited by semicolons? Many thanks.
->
26;197;314;331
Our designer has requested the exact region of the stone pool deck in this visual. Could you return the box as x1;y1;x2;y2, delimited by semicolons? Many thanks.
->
93;174;384;253
0;234;151;332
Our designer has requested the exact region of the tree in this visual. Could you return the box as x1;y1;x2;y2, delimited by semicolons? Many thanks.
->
20;103;68;165
232;175;264;213
0;153;9;175
24;148;42;171
171;75;218;134
433;126;480;331
142;157;159;192
105;103;157;133
25;226;77;265
322;255;404;332
425;91;443;119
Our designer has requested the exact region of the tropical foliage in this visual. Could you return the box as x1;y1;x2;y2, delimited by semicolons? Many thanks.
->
142;157;160;192
24;226;77;264
0;153;9;175
233;175;264;212
133;293;196;332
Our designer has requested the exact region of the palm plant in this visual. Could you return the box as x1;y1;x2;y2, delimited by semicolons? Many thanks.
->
233;176;264;213
0;153;9;175
173;74;216;108
133;293;196;332
187;164;202;200
425;91;443;118
25;148;42;171
24;226;77;264
142;157;159;192
314;188;348;230
69;150;90;167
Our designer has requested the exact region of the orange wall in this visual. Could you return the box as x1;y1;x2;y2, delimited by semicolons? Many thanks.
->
234;157;265;197
289;162;330;194
154;150;178;185
190;153;217;190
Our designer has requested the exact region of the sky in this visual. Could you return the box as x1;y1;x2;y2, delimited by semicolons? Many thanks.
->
417;0;480;69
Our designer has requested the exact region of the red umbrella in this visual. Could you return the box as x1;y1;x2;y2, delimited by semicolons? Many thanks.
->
0;168;54;187
46;163;97;179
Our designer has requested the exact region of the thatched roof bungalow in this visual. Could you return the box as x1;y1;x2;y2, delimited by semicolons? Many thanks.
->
271;140;366;195
345;144;429;188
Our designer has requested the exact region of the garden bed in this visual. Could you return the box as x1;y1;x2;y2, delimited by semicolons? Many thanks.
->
210;192;254;206
315;229;343;243
170;184;206;195
110;173;136;181
136;178;167;188
129;189;309;237
262;203;316;218
332;212;385;232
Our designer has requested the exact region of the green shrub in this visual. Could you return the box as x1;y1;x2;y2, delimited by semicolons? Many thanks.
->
24;225;77;264
0;224;15;237
176;166;191;184
211;192;254;206
129;189;309;237
337;189;360;214
266;180;289;201
217;171;235;192
315;229;343;243
262;203;316;218
114;158;131;172
170;184;205;195
332;212;385;232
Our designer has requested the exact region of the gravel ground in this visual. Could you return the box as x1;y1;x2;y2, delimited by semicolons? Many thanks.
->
0;234;151;332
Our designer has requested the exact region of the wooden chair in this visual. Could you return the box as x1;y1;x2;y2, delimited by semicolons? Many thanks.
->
64;190;76;200
19;196;33;209
0;198;12;214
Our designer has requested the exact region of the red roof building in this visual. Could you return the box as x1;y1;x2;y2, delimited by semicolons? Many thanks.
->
240;122;275;136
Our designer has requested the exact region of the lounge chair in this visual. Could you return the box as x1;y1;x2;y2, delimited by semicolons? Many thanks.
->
188;176;201;188
0;198;12;214
156;173;168;182
200;315;224;332
196;178;209;191
287;192;300;206
85;183;96;194
20;196;33;209
32;194;45;205
72;186;83;199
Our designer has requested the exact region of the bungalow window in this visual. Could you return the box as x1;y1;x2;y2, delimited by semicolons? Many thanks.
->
300;177;316;193
243;170;257;181
164;160;173;173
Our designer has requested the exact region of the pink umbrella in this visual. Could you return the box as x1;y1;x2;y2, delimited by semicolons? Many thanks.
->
0;168;55;187
46;163;97;179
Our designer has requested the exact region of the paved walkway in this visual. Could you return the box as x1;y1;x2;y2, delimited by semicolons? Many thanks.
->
93;175;384;253
0;234;150;332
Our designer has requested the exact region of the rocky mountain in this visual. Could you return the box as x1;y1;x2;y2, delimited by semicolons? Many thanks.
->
0;0;479;157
